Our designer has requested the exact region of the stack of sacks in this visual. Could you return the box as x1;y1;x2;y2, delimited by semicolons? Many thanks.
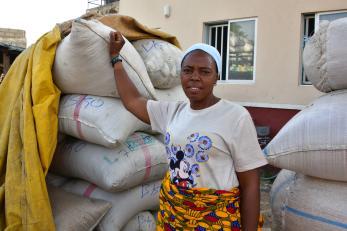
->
49;17;186;231
264;17;347;231
270;170;347;231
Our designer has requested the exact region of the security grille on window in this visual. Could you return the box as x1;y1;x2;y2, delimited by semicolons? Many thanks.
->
207;18;257;83
301;10;347;85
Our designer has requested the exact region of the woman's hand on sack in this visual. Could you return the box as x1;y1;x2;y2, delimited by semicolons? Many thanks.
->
109;31;125;57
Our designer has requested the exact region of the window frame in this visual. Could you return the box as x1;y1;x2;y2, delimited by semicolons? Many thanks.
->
315;10;347;32
301;14;315;86
225;17;258;84
205;17;258;84
207;23;228;81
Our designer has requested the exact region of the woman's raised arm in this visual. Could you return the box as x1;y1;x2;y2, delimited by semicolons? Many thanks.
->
109;31;150;124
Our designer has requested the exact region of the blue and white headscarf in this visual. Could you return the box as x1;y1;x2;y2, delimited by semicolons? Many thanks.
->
181;43;222;76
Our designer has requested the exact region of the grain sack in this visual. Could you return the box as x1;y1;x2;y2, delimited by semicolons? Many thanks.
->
46;172;69;187
59;94;150;148
48;185;111;231
62;179;162;231
264;90;347;181
122;211;156;231
303;17;347;92
132;39;182;89
53;19;156;99
154;84;188;102
270;169;347;231
50;132;168;192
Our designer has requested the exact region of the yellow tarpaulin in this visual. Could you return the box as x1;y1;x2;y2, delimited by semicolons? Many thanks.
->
0;26;61;230
0;13;181;230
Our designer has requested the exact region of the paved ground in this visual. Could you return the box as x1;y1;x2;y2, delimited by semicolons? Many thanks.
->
260;178;273;231
260;165;279;231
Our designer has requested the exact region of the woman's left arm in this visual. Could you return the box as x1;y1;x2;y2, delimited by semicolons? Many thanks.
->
236;168;261;231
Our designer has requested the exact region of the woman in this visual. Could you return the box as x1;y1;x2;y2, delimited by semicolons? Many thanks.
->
109;31;267;231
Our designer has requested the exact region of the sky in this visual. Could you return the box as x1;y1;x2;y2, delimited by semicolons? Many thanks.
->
0;0;90;47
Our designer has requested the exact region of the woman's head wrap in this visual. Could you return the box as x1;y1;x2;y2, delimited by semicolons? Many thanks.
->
181;43;222;76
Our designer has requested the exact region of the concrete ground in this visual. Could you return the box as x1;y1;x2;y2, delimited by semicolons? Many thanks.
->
260;178;273;231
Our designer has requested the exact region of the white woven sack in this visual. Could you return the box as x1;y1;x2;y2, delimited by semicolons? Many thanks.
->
270;169;347;231
62;179;162;231
48;185;112;231
132;39;182;89
122;211;156;231
53;19;156;99
264;90;347;181
58;94;150;148
50;132;168;192
303;17;347;92
154;84;188;102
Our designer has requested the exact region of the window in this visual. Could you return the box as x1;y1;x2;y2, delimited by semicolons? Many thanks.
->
206;18;257;83
301;10;347;85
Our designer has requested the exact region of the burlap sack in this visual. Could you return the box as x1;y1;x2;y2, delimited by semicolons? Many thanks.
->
132;39;182;89
271;169;347;231
48;185;111;231
51;132;168;192
122;211;156;231
303;17;347;92
58;94;150;148
62;179;162;231
53;19;156;99
264;90;347;182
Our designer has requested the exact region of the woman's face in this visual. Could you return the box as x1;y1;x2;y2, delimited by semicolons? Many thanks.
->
181;50;218;108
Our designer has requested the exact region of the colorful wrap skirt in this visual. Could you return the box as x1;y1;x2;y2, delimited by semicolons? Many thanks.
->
156;172;263;231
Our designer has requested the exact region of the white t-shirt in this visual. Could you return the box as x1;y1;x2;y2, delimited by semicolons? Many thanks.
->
147;99;267;190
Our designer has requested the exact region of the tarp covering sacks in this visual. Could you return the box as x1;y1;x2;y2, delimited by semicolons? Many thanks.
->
58;94;150;148
270;169;347;231
51;132;167;192
97;14;181;48
62;179;162;231
303;17;347;93
132;39;182;89
53;19;156;99
0;26;61;230
264;90;347;182
48;185;111;231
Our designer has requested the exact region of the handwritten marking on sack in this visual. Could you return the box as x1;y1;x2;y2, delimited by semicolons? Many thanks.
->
103;149;130;164
103;134;155;165
141;40;168;53
133;133;152;182
137;214;154;229
126;133;154;151
62;95;104;109
141;182;161;198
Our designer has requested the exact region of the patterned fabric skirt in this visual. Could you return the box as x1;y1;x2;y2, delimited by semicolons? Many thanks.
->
156;172;263;231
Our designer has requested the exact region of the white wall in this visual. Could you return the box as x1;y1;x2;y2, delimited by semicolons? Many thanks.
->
119;0;347;108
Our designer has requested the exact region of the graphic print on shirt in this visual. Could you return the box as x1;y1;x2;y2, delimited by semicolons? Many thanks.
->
165;132;212;188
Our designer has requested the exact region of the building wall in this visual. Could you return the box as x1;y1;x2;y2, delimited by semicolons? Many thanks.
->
119;0;347;107
0;28;26;48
